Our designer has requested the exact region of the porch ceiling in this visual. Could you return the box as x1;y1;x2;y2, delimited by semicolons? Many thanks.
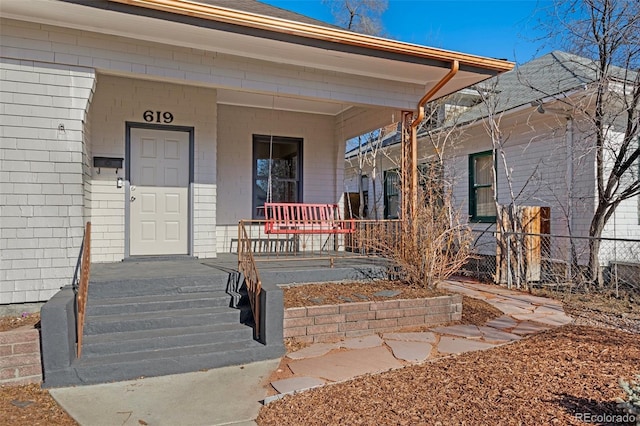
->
216;90;348;116
3;0;513;115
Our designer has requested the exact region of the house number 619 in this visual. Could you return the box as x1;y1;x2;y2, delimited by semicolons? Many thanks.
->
143;110;174;124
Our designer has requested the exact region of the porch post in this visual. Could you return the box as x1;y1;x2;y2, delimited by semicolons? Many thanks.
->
401;111;414;221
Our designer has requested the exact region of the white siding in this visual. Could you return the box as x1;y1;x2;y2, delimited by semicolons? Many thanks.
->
0;18;424;111
344;112;602;255
0;58;95;303
604;197;640;240
0;17;435;302
600;131;640;264
88;75;217;262
601;131;640;240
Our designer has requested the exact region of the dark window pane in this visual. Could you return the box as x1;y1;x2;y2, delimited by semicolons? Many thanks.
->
474;155;493;186
476;187;495;217
469;151;496;221
252;135;302;218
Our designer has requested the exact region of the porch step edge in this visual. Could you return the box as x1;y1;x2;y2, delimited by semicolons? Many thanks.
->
86;292;231;315
84;308;241;335
45;343;285;388
81;324;254;356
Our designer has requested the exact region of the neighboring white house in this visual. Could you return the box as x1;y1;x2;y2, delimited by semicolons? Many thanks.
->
345;51;640;260
0;0;513;303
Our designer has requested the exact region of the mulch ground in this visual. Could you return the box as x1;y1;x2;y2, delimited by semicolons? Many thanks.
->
2;282;638;425
0;384;77;426
0;313;77;426
534;288;640;334
0;313;40;333
258;325;640;425
261;282;640;425
282;280;447;308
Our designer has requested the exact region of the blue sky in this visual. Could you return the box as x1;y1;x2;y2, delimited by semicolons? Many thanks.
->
262;1;554;64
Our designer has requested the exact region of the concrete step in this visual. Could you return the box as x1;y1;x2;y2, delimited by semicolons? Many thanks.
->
66;340;285;386
81;323;254;356
83;307;241;335
87;275;230;299
86;292;231;316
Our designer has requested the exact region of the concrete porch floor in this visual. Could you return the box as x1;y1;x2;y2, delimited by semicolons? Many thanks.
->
91;252;390;285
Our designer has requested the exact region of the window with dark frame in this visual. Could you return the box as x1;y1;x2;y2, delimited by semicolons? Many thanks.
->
384;169;400;219
382;162;443;220
253;135;302;219
469;150;496;222
360;175;369;218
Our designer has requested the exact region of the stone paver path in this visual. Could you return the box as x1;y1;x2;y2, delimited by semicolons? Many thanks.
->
267;280;573;400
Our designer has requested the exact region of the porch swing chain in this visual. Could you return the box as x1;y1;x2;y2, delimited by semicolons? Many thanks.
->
266;96;275;204
340;104;354;219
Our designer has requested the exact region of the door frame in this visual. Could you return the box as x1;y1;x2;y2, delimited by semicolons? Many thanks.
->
124;122;195;258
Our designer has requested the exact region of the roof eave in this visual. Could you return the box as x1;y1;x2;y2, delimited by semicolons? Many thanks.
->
109;0;514;74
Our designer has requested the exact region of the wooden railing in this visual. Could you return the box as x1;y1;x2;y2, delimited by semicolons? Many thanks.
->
238;218;402;259
237;220;263;339
75;222;91;358
236;218;402;338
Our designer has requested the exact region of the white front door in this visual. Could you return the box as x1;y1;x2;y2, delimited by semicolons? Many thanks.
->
129;128;190;256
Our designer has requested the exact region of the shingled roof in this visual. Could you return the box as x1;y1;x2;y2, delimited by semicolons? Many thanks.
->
456;50;597;123
346;50;636;158
195;0;339;28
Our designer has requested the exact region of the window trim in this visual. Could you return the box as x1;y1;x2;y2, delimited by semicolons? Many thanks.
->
469;150;496;223
252;134;303;219
360;174;369;218
383;169;400;219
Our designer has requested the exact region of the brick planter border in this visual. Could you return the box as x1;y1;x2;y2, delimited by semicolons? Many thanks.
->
0;327;42;386
284;294;462;344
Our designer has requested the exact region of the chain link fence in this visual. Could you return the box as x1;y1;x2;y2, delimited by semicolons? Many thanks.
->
459;230;640;295
457;229;498;283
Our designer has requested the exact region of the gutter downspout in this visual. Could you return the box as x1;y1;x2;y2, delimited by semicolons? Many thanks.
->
408;60;459;218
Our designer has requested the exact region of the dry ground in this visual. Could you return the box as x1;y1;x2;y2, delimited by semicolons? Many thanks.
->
1;281;638;426
533;287;640;334
0;384;77;426
258;325;639;425
0;313;77;426
0;313;40;333
282;280;447;308
259;281;640;425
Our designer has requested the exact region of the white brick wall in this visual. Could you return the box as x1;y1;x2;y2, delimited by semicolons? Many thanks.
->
0;58;95;303
88;75;217;262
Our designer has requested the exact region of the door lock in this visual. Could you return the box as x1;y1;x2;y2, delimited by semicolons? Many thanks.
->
130;196;136;202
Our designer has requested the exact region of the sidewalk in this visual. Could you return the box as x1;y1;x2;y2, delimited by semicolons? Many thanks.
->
50;359;280;426
266;280;573;400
